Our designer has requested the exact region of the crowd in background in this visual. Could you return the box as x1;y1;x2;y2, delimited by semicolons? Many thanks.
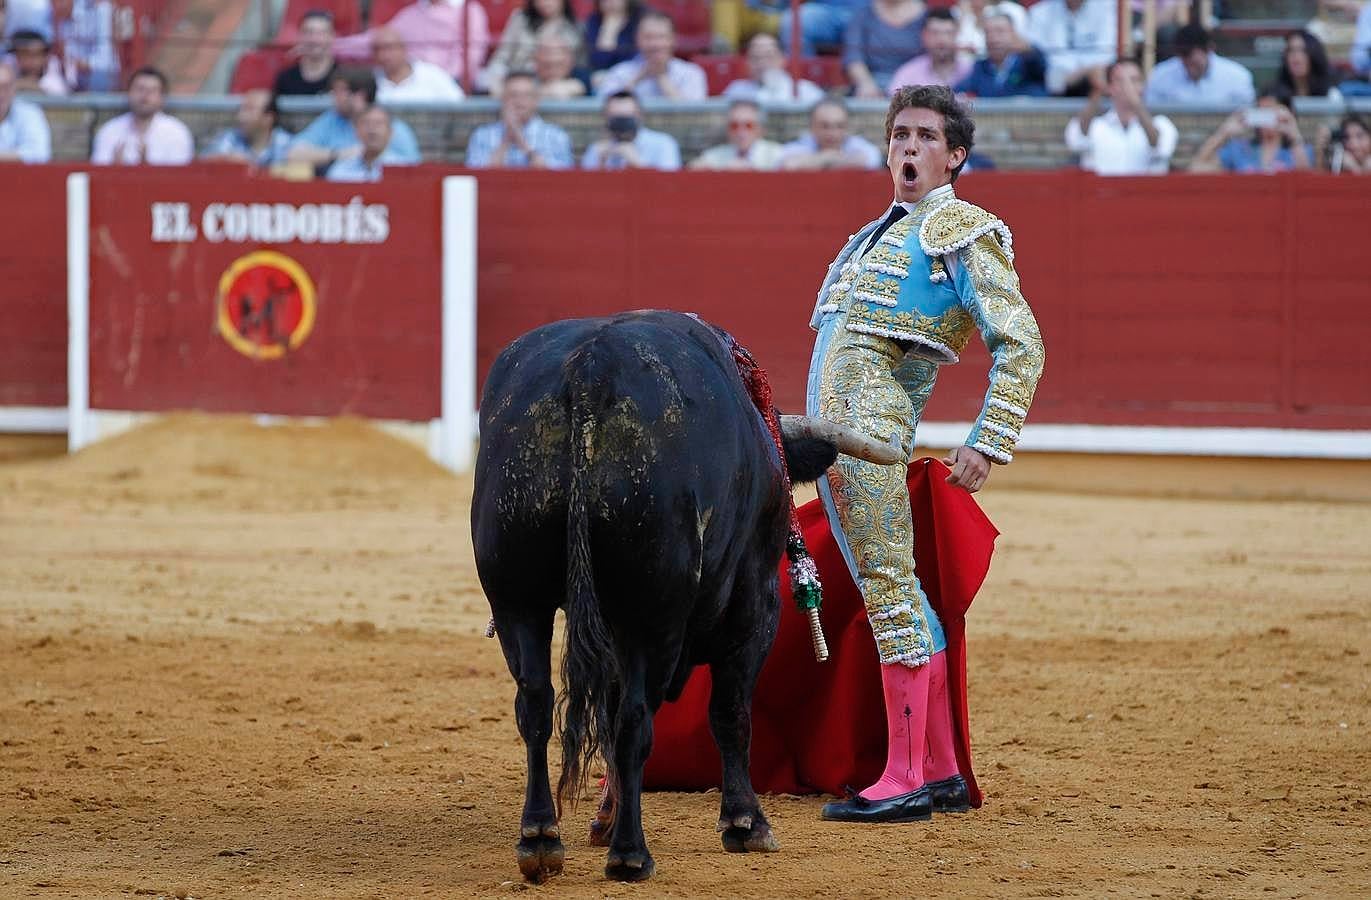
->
2;0;1371;176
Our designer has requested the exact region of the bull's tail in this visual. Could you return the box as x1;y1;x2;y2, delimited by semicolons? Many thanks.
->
555;346;617;817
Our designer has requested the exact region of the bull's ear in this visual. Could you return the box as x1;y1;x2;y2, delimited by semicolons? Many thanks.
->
782;435;840;485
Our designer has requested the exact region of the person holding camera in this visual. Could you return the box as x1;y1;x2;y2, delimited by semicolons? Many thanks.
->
581;90;681;170
1317;114;1371;174
1188;86;1311;174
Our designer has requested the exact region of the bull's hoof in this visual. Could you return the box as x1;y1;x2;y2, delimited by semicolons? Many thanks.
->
604;850;655;882
720;816;781;853
516;831;565;884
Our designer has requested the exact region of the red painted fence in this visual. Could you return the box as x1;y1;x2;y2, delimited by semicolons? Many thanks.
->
2;166;1368;431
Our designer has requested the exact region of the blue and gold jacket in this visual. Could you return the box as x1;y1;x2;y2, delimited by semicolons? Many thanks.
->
809;185;1045;464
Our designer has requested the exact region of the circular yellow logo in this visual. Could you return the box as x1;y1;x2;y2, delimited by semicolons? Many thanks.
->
215;251;317;360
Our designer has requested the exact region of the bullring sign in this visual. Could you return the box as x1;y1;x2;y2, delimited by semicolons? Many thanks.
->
150;199;392;244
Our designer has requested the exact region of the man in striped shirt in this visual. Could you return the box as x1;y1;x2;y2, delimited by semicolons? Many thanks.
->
464;71;573;169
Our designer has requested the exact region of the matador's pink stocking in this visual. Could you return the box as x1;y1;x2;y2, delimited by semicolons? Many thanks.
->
922;650;961;783
860;660;932;801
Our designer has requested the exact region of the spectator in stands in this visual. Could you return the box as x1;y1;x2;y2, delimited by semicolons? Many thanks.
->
483;0;583;97
585;0;645;77
1024;0;1115;96
373;25;465;102
780;0;865;57
953;0;1026;61
582;90;681;169
1144;24;1255;107
595;12;707;100
1065;58;1177;175
273;9;338;97
889;9;970;93
1188;86;1311;174
465;70;573;168
723;33;825;104
532;27;587;99
335;0;490;89
327;105;412;181
202;89;293;167
1350;4;1371;95
1307;0;1363;66
91;67;193;165
0;59;50;161
287;68;421;169
4;0;46;39
779;97;881;169
50;0;120;92
954;10;1046;97
689;99;783;169
8;29;66;94
1277;30;1340;101
1317;113;1371;173
844;0;928;98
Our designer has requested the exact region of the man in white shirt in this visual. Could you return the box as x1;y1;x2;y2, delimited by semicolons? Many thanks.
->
1065;58;1177;175
90;67;194;165
594;12;707;101
373;25;465;103
723;34;825;104
689;99;784;170
0;59;52;162
1024;0;1116;95
1144;24;1255;107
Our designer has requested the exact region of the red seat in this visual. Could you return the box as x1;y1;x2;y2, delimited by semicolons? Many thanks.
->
230;46;289;93
694;53;749;95
656;0;712;57
795;54;845;89
277;0;363;44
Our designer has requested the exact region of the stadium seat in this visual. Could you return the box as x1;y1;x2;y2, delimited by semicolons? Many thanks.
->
230;46;289;93
795;55;845;89
276;0;363;44
694;54;749;95
655;0;713;57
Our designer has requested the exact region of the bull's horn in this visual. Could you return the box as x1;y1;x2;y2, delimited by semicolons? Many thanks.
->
780;415;904;466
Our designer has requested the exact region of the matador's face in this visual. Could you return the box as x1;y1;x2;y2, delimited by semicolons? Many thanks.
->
887;107;965;205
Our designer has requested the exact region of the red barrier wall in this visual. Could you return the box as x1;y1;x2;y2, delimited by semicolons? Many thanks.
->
3;166;1368;431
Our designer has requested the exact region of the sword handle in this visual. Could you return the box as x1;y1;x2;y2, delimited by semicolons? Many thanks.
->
806;607;829;662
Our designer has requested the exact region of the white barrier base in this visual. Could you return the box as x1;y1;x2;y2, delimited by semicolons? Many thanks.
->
915;422;1371;460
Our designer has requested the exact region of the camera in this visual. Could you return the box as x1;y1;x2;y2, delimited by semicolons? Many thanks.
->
1243;107;1278;129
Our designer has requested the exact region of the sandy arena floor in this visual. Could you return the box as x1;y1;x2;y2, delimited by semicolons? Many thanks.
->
1;416;1368;899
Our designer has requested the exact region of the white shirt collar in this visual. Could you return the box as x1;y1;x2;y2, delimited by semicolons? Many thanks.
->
893;182;955;216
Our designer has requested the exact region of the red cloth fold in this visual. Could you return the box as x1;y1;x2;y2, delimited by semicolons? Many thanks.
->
643;457;998;806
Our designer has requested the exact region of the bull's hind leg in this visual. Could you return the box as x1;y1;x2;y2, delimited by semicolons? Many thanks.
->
603;657;655;882
495;610;565;883
709;649;780;853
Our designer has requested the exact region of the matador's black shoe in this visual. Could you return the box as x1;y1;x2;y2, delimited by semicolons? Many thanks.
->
820;786;933;824
926;774;971;813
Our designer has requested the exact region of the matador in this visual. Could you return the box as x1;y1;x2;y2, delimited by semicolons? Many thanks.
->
809;85;1046;824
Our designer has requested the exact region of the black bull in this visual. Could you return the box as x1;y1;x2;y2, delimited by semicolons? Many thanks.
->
472;311;886;883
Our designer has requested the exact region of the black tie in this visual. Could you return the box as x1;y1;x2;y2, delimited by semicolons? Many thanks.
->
861;205;908;256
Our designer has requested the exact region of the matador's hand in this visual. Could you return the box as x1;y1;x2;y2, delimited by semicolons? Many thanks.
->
944;446;991;493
